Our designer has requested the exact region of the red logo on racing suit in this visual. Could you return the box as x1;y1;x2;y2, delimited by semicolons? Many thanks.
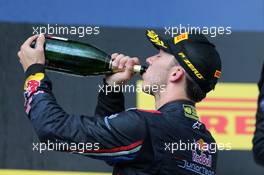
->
24;73;44;98
26;80;40;97
23;73;45;114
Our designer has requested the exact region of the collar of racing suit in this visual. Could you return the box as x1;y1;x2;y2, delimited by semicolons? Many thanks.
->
157;100;195;113
157;99;200;121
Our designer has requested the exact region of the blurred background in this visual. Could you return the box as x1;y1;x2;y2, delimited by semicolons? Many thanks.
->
0;0;263;174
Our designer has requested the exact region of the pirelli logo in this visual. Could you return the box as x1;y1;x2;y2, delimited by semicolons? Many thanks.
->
178;52;204;80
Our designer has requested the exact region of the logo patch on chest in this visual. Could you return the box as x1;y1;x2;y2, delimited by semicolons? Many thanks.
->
183;104;199;120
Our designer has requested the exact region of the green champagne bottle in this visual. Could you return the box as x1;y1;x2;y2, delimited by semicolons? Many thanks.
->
31;35;147;76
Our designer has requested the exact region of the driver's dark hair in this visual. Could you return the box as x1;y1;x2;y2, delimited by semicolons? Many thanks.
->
185;75;206;102
170;58;206;102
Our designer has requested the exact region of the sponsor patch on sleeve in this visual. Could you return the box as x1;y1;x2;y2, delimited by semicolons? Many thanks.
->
24;73;44;97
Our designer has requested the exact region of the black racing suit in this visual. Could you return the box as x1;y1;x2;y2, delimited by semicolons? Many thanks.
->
23;64;218;175
253;63;264;166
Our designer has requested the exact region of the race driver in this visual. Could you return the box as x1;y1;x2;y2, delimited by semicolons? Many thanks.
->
18;30;222;175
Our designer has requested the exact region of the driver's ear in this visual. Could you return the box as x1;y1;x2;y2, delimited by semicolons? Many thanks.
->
168;66;184;82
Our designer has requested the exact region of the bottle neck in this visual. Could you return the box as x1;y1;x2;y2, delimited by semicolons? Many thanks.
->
109;59;147;75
